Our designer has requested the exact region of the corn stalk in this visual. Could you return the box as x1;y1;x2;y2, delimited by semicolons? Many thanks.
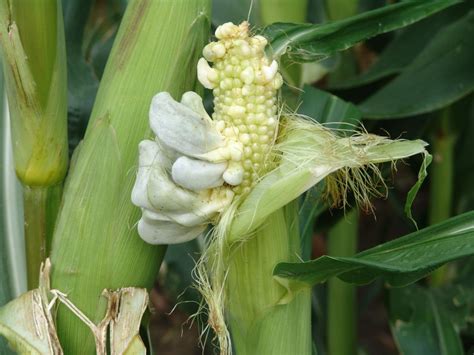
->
48;0;211;353
430;107;455;286
0;0;68;289
327;209;358;355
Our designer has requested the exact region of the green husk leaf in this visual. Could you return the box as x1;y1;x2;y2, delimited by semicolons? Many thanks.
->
226;207;312;355
229;118;428;242
264;0;459;62
109;288;148;355
49;1;211;352
273;211;474;292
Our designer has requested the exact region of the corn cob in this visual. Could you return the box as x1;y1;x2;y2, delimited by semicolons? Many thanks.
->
198;21;283;195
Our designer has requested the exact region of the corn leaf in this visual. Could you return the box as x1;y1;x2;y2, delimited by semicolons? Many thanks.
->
273;210;474;291
331;3;469;89
360;11;474;118
297;85;361;128
264;0;459;62
389;284;473;355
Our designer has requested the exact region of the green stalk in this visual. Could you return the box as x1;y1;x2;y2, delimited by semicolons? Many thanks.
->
260;0;308;90
0;0;68;288
227;202;312;354
23;185;62;289
260;0;308;24
429;108;455;286
326;0;359;21
327;209;358;355
49;0;211;353
0;0;68;186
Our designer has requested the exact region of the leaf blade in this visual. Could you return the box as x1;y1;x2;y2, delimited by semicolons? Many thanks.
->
265;0;459;61
274;211;474;289
360;11;474;118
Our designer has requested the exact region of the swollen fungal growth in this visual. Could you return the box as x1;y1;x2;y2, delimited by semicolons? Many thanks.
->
131;22;282;245
198;21;283;195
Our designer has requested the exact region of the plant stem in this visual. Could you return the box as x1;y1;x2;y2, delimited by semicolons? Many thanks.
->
326;0;359;21
260;0;308;24
227;203;312;354
0;0;68;290
327;209;358;355
0;0;68;186
260;0;308;90
23;185;62;289
429;108;455;286
49;1;211;353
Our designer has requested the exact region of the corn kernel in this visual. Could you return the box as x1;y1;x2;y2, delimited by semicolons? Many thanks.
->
198;21;281;195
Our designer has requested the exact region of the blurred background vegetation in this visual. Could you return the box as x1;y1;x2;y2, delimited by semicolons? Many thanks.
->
1;0;473;354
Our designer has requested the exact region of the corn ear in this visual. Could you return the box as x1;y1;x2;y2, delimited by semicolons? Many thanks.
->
226;203;312;355
49;1;211;353
190;23;430;354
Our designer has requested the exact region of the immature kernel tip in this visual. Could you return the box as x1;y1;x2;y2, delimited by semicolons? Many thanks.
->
197;58;216;89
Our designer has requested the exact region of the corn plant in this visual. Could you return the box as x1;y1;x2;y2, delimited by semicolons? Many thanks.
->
1;0;474;354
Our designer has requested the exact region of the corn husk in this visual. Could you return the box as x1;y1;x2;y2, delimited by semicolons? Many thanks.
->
48;0;211;353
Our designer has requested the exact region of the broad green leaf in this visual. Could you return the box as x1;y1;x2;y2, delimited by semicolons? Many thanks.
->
360;11;474;118
264;0;458;62
273;211;474;290
332;3;469;89
389;285;473;355
297;85;361;128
